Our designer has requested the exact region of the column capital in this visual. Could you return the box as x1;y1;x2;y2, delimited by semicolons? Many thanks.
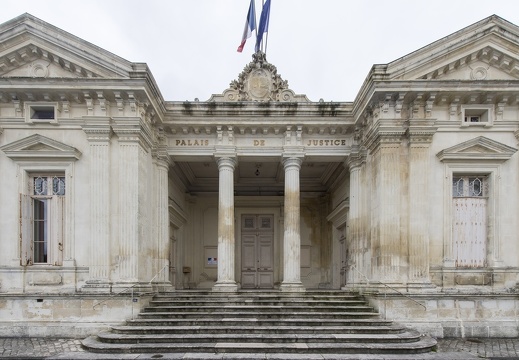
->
82;125;112;142
407;119;437;146
112;117;153;149
215;156;237;170
345;150;367;171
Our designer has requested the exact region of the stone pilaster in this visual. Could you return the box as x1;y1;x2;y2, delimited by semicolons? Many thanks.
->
82;123;112;289
112;118;153;290
407;121;436;287
366;128;406;285
280;155;305;292
213;156;238;292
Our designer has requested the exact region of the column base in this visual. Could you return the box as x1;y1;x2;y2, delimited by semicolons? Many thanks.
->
212;281;238;292
279;282;306;292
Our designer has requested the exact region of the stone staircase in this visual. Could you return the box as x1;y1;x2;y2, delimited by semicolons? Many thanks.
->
82;290;437;356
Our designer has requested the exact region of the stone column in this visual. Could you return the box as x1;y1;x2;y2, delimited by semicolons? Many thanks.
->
82;124;112;289
345;152;365;287
154;148;172;289
213;156;238;292
280;156;305;292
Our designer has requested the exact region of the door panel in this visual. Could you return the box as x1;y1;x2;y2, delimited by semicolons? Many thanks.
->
241;215;274;289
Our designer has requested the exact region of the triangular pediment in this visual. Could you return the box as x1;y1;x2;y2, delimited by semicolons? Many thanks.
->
0;13;133;79
0;134;81;161
384;15;519;81
208;52;310;102
437;136;517;162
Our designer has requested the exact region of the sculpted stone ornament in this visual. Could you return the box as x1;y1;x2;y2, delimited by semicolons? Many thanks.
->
210;51;309;102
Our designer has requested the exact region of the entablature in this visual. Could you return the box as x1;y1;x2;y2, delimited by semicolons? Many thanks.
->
0;78;165;125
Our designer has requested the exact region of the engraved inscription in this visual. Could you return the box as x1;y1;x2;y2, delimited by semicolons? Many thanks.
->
175;139;210;146
306;139;346;146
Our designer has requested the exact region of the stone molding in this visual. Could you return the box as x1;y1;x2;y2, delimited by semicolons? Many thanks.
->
0;133;81;162
436;136;518;163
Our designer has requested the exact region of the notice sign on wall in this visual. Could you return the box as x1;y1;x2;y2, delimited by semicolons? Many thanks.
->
207;257;217;265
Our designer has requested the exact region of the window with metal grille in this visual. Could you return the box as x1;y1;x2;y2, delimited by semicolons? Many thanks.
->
20;175;65;265
452;175;487;268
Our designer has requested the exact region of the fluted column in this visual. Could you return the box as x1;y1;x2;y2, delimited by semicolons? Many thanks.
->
280;156;305;292
213;156;238;292
82;125;112;286
345;152;365;287
155;153;172;288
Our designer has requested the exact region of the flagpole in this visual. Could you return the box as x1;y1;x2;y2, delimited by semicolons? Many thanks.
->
264;0;269;56
261;0;265;53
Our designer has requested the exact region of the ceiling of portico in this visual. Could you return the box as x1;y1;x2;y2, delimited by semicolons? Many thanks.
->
172;160;345;196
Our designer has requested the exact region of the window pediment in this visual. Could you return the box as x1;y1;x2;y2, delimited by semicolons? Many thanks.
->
0;134;81;162
437;136;517;163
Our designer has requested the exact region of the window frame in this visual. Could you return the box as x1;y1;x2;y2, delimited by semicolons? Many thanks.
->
26;174;66;265
25;102;59;125
460;104;494;128
442;165;498;268
17;163;73;267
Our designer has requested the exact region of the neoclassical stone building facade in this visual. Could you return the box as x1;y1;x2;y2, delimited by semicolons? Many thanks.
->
1;13;519;337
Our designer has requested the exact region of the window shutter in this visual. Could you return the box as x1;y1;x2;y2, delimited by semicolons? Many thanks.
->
51;196;65;266
19;194;33;266
453;197;487;267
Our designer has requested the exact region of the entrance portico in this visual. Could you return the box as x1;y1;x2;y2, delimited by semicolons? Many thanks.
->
164;53;354;291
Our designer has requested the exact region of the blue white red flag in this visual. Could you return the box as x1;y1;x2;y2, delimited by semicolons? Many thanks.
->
237;0;257;52
255;0;271;53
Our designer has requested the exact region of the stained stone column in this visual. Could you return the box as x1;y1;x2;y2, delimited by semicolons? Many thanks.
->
213;156;238;292
82;124;112;288
280;156;305;292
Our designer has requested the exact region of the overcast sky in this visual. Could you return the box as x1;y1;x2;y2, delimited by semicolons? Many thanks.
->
2;1;519;102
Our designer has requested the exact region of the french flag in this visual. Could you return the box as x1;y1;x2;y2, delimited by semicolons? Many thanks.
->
255;0;270;53
237;0;257;52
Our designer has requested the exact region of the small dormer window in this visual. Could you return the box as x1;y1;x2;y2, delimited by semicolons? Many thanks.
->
25;103;58;124
461;105;493;127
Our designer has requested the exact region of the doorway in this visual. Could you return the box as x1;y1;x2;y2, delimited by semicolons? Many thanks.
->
241;214;274;288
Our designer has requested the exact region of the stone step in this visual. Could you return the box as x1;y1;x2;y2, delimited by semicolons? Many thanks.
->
137;311;380;319
127;317;394;327
82;291;437;356
111;324;407;335
149;299;367;306
141;305;375;313
153;293;363;301
96;329;422;344
82;336;438;354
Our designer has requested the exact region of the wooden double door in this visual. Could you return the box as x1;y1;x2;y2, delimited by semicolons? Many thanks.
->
241;214;274;289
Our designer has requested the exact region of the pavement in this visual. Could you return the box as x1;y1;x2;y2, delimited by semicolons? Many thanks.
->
1;337;519;359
